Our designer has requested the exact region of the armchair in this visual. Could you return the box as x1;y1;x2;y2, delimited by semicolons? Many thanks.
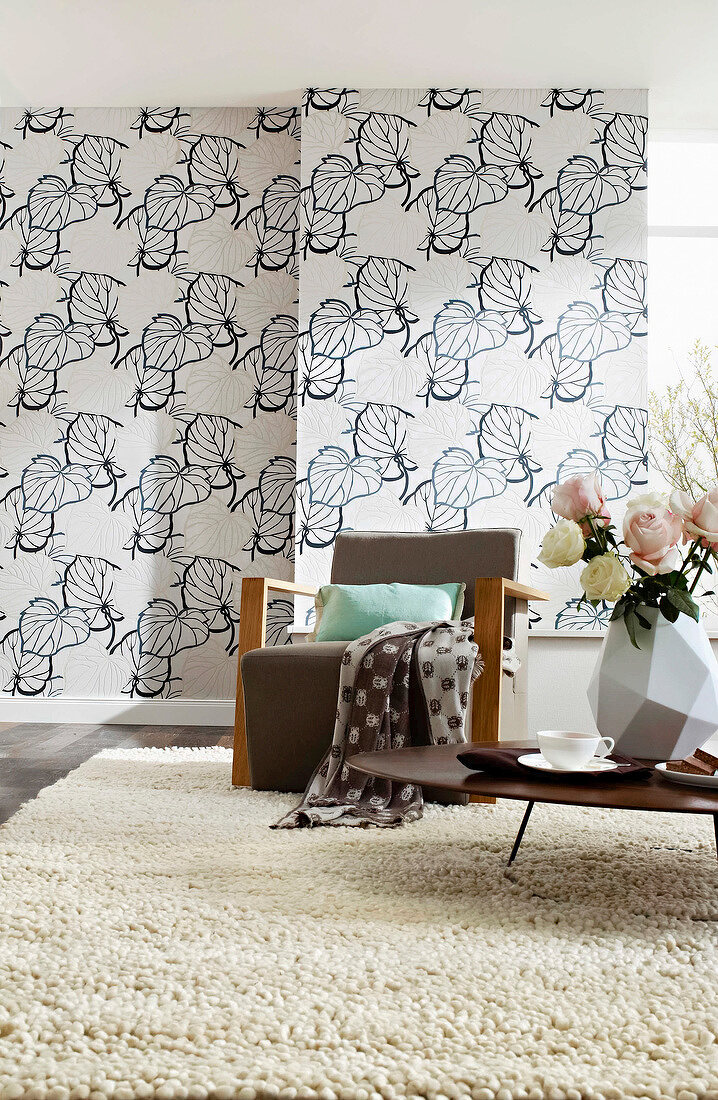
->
233;530;548;795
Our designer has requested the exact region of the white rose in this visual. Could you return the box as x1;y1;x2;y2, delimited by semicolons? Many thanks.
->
580;553;631;602
537;519;585;568
625;490;669;512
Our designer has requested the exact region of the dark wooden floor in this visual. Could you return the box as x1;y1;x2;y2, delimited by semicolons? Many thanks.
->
0;723;233;826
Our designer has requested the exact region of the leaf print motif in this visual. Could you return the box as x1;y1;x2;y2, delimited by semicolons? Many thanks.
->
418;89;477;114
354;257;417;337
242;207;296;273
125;207;178;272
300;189;346;255
69;135;130;215
600;258;647;335
310;300;384;360
68;273;127;350
5;208;60;272
258;456;296;515
141;314;214;371
557;302;632;362
475;258;540;349
260;315;298;372
433;301;508;360
262;175;300;232
118;488;173;556
533;334;593;406
265;597;294;646
131;107;186;137
244;345;296;414
476;404;540;496
531;188;593;259
63;413;125;492
353;403;416;494
24;314;95;371
138;456;212;514
295;479;342;550
557;156;632;215
240;487;293;558
184;274;246;360
405;481;468;532
15;107;69;138
541;89;601;116
432;449;506;509
413;190;470;257
414;334;469;403
601;114;647;178
114;631;173;698
304;88;356;114
555;598;611;631
21;455;93;513
307;446;383;508
433;156;509;214
355;113;418;198
599;405;648;472
187;135;247;219
137;598;211;657
0;630;54;696
27;175;98;231
475;114;541;202
144;175;215;231
1;487;55;553
181;414;244;500
297;334;345;402
61;557;122;638
310;155;385;213
19;598;91;656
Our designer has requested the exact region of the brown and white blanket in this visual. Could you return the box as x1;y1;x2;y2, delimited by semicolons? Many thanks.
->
275;619;514;829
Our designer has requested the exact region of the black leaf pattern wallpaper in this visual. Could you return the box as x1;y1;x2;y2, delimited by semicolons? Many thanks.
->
0;107;299;700
295;88;648;634
0;90;647;701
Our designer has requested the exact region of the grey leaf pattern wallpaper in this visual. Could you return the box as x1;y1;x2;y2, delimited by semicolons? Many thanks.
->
296;88;648;634
0;107;299;700
0;90;647;702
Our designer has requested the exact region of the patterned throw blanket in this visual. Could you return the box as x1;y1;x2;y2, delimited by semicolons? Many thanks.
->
275;619;507;829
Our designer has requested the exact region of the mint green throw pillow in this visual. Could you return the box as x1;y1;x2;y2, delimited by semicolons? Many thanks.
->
310;582;466;643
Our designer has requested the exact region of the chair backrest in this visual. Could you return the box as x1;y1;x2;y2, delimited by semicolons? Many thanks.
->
330;529;522;620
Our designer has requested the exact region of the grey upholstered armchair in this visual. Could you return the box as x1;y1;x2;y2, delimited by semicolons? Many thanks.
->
232;529;548;792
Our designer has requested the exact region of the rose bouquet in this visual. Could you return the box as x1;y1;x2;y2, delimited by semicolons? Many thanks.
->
538;473;718;646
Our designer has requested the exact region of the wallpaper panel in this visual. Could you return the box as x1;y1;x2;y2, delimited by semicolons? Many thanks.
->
0;107;299;699
296;88;648;632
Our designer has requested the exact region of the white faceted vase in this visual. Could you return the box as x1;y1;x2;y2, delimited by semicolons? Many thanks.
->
587;606;718;760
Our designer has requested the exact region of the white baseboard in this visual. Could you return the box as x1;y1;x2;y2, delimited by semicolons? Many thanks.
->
1;697;235;726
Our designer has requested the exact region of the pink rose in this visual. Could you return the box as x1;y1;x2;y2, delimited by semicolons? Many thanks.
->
670;487;718;550
552;473;610;534
623;500;683;576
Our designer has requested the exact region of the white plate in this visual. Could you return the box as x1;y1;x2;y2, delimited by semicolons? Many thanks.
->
655;762;718;789
518;753;619;775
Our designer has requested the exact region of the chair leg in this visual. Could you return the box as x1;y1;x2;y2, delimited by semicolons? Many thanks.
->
469;578;506;805
232;578;269;787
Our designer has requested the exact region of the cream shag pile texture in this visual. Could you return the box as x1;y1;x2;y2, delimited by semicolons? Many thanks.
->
0;748;717;1100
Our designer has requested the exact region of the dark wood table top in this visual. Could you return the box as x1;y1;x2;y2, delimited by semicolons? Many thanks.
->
349;740;718;814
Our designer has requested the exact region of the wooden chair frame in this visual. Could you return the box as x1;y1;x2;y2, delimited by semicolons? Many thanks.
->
232;576;549;789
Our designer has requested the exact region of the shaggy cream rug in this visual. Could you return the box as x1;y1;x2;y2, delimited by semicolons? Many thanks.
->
0;748;717;1100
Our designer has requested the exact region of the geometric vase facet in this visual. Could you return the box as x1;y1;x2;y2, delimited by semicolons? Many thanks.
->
587;606;718;760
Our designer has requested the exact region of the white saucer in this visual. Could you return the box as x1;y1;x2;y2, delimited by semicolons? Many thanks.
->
518;752;619;775
655;762;718;789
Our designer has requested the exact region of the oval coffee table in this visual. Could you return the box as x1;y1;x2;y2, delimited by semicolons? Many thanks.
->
349;740;718;864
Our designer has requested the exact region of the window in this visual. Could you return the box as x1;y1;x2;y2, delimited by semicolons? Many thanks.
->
649;135;718;394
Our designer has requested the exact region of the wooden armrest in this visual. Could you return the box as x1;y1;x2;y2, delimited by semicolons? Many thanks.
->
470;576;546;751
232;576;316;786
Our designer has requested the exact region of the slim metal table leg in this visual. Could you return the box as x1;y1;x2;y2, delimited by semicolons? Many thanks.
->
508;800;535;866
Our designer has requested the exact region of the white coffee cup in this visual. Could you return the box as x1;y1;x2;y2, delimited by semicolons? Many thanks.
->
536;730;615;771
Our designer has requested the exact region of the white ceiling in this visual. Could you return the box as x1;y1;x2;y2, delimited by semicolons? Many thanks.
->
0;0;716;130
